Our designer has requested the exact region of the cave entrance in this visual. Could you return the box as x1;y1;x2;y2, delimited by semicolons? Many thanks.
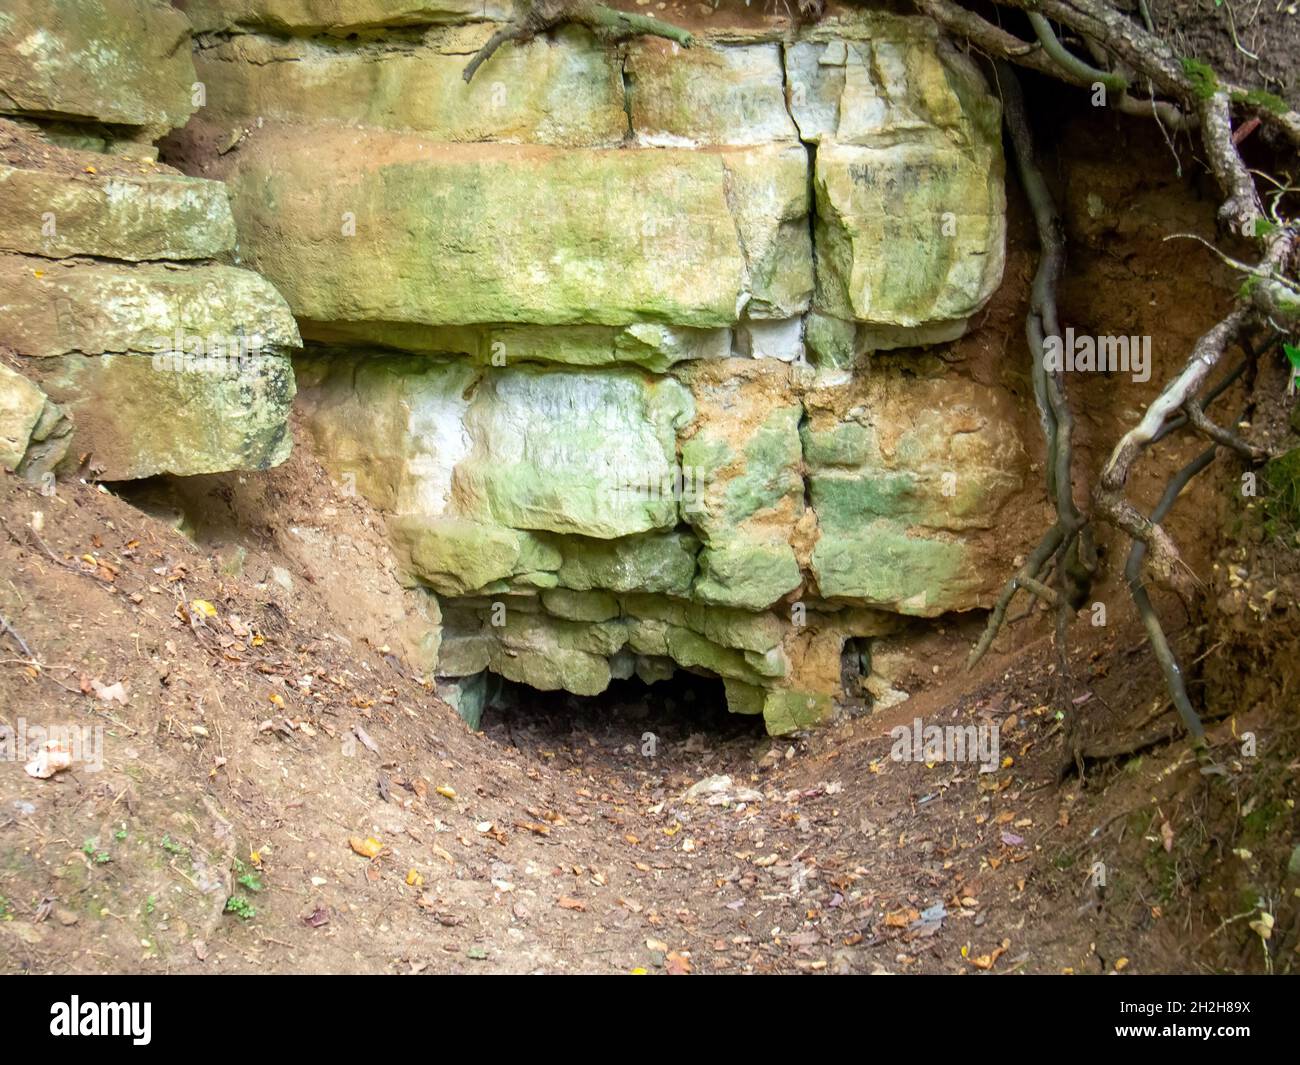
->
473;672;767;760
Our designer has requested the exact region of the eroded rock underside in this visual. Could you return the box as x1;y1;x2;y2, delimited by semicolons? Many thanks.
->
1;0;1042;733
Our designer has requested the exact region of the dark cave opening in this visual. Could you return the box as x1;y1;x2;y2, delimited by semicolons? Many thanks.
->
475;671;768;753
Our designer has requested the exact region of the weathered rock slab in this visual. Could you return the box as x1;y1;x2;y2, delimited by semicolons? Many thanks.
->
0;0;195;132
29;352;295;479
0;362;47;470
220;133;811;329
191;26;625;148
0;164;235;261
0;256;301;359
804;368;1029;614
176;0;509;34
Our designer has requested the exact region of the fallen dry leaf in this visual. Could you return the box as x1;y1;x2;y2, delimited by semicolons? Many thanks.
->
665;951;692;975
885;907;920;928
348;836;383;859
964;940;1010;970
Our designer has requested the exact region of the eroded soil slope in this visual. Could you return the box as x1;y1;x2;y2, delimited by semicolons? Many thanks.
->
1;432;1296;974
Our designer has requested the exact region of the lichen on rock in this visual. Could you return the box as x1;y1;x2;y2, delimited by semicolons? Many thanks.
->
4;0;1033;734
209;7;1028;733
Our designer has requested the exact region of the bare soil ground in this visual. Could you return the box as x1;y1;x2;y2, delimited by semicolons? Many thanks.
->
1158;0;1300;112
1;431;1295;974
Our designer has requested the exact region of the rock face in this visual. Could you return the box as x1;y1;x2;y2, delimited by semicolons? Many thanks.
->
0;0;195;137
0;1;300;481
221;135;812;329
0;362;70;478
31;352;293;480
0;257;298;359
172;4;1030;733
791;22;1005;334
803;369;1028;614
0;163;235;260
0;363;47;471
173;0;512;34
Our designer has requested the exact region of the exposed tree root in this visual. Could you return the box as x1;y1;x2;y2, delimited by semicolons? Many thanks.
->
916;0;1192;128
1124;443;1219;744
463;0;693;82
969;65;1092;676
1152;356;1250;445
1095;307;1253;598
968;521;1067;668
1026;11;1126;94
1184;394;1261;460
997;0;1300;145
1093;244;1293;595
1114;341;1274;749
930;1;1296;751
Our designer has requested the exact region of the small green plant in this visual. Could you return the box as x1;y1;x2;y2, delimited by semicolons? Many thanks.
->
1263;447;1300;537
0;895;11;919
82;839;110;864
224;895;257;920
1252;217;1279;238
1283;343;1300;392
236;873;263;893
145;895;156;915
159;834;189;857
114;828;127;842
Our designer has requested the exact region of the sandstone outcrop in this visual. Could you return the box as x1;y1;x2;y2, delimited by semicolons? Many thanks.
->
0;0;300;480
181;3;1029;731
5;1;1036;733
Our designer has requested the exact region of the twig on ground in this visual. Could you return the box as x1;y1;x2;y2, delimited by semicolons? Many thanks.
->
0;613;35;661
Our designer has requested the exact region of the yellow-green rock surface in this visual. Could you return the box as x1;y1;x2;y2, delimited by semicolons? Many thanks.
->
30;352;295;479
0;164;235;260
28;4;1029;733
0;0;195;133
220;133;810;329
0;256;300;358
